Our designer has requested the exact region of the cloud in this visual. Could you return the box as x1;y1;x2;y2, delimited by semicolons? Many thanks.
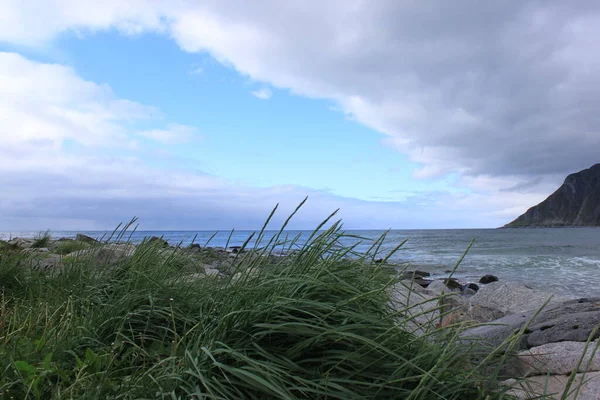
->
3;2;599;182
3;1;600;224
251;88;272;100
0;51;513;230
137;123;199;144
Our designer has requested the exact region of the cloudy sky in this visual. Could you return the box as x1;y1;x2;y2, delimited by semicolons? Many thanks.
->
1;1;599;231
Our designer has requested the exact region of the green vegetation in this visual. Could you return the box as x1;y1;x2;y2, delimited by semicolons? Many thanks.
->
54;240;91;256
31;230;52;249
0;210;531;399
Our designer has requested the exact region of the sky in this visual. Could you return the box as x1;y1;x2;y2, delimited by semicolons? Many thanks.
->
1;1;599;231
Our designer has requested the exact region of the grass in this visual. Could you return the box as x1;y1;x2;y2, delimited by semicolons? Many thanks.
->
54;241;91;256
0;205;585;399
31;230;52;249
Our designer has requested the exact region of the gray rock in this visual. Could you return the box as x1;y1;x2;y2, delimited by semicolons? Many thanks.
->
30;254;63;270
517;340;600;376
504;371;600;399
76;233;99;244
467;281;571;315
425;280;460;296
8;238;33;249
389;281;447;334
461;298;600;350
67;243;135;264
148;236;169;247
22;247;50;254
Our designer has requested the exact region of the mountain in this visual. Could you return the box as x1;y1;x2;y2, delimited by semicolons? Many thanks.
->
504;163;600;227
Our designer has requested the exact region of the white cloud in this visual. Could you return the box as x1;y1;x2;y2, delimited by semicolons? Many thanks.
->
0;51;512;230
137;123;199;144
3;1;600;225
251;88;272;100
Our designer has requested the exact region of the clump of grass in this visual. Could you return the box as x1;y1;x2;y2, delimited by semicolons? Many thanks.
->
31;230;52;249
0;204;566;399
54;240;90;255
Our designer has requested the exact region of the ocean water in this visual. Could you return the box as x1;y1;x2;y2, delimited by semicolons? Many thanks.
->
2;228;600;297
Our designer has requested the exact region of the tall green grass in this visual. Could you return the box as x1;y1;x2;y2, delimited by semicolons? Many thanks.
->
1;207;525;399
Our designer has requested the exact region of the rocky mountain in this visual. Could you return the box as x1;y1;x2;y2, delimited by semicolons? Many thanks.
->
504;163;600;227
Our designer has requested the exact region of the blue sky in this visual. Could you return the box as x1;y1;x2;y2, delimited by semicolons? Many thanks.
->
1;1;598;230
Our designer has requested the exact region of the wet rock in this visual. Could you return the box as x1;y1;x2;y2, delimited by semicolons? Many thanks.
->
398;270;431;280
444;278;462;290
189;243;201;250
76;234;99;245
463;282;480;292
479;274;499;284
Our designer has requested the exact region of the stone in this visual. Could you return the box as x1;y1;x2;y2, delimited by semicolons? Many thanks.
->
504;371;600;399
479;274;499;284
30;254;63;270
8;238;33;249
76;234;99;244
22;247;50;254
389;280;443;334
189;243;201;250
444;278;462;290
467;281;571;315
67;243;135;265
516;340;600;377
464;282;480;292
425;279;460;296
461;298;600;350
148;236;169;247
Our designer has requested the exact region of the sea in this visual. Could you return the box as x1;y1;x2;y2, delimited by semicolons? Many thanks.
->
2;228;600;297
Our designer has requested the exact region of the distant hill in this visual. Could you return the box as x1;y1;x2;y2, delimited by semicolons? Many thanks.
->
504;163;600;227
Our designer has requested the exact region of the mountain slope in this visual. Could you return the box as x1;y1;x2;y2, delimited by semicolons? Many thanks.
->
504;164;600;227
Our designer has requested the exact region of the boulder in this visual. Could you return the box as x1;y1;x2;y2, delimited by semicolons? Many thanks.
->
148;236;169;247
504;371;600;400
467;281;571;315
389;281;447;334
67;243;135;265
461;298;600;350
517;340;600;377
425;280;461;296
30;254;63;270
22;247;50;254
8;238;33;249
76;234;99;244
479;274;499;284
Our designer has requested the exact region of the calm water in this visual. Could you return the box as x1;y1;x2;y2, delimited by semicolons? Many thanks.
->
3;228;600;296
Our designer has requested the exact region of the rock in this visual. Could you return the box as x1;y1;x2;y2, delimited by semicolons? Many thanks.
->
479;274;499;284
389;281;443;334
425;280;460;296
463;282;480;292
504;163;600;227
22;247;50;254
30;254;62;270
148;236;169;247
461;298;600;350
76;234;99;245
467;281;571;315
444;278;462;290
204;268;220;276
516;340;600;377
398;270;431;280
67;243;135;265
461;287;477;297
504;371;600;399
8;238;33;249
189;243;201;250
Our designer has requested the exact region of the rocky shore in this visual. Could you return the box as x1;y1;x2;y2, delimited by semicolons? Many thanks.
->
3;234;600;398
392;272;600;399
